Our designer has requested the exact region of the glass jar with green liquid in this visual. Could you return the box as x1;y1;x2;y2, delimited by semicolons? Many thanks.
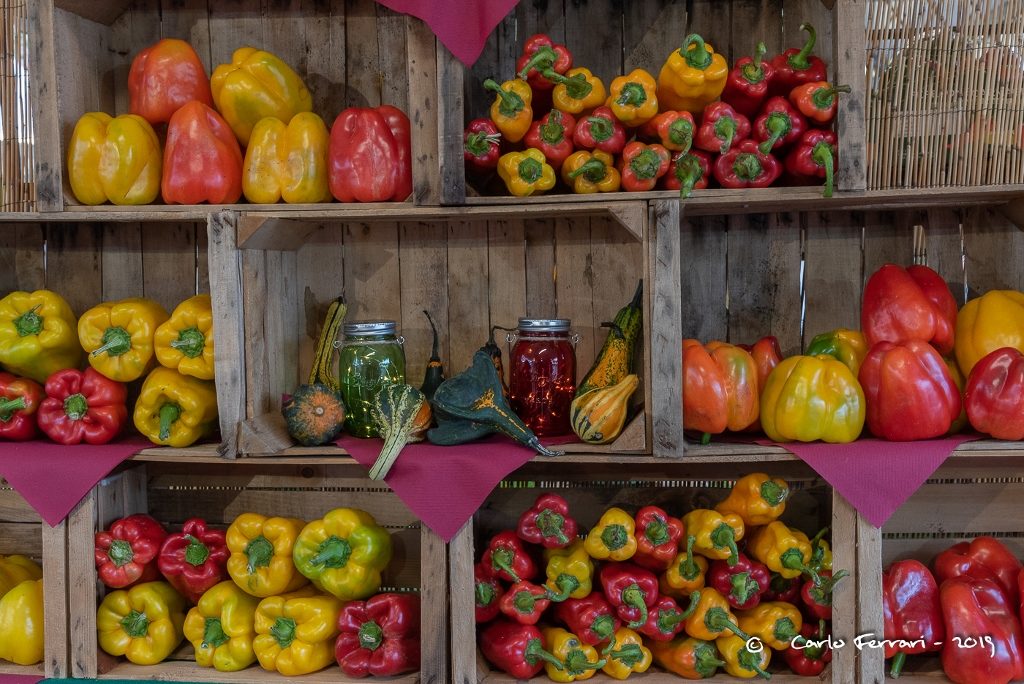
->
337;320;406;437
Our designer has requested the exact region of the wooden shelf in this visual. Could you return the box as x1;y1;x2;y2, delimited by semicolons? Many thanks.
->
100;660;419;683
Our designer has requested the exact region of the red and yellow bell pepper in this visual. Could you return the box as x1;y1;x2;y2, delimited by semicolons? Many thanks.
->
79;298;168;382
97;580;186;665
162;101;243;205
182;580;259;672
226;514;309;598
716;473;789;527
38;367;128;445
292;507;391;601
128;38;213;125
584;507;637;562
0;578;44;665
134;367;218;447
498;148;556;197
649;636;724;679
642;110;695;153
657;34;729;113
0;289;82;383
243;113;331;204
789;81;851;125
618;141;671;192
805;328;868;376
0;373;43;441
683;340;759;439
683;587;753;642
253;588;343;675
607;69;659;127
67;112;162;206
956;289;1024;376
154;294;215;381
760;354;866;443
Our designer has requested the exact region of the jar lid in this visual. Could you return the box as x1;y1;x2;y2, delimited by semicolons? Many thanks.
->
517;318;570;332
344;320;397;336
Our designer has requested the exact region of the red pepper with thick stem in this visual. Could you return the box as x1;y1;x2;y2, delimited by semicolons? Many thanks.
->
464;118;502;175
641;111;695;153
336;592;420;677
638;594;699;642
800;569;849;620
600;562;660;630
883;559;945;678
789;81;851;125
784;619;832;676
554;594;622;648
722;42;775;118
517;493;578;549
94;513;168;589
633;506;685;572
476;562;504;623
662;149;711;199
934;536;1022;606
940;577;1024;684
499;580;551;625
769;23;829;96
786;128;838;198
524;109;577;172
156;518;229;604
714;139;781;189
572;106;626;155
516;34;573;93
765;572;801;603
709;552;771;611
753;96;807;155
618;141;671;192
480;620;565;678
695;101;751;155
37;367;128;445
481;531;538;583
0;373;42;441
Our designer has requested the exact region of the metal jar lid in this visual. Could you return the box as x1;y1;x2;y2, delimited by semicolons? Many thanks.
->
343;320;398;336
517;318;571;332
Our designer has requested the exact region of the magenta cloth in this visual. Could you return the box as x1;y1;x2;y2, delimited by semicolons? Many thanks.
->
0;675;43;684
0;437;149;526
337;433;576;541
373;0;520;65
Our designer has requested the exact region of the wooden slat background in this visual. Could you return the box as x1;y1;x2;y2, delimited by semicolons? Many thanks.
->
0;479;41;567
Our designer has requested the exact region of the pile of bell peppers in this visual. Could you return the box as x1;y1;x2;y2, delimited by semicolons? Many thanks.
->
92;506;419;676
477;475;847;680
466;24;845;199
67;38;412;206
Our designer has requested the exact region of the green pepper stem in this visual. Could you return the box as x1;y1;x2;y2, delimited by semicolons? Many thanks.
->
591;614;615;645
120;609;150;638
544;69;593;100
518;46;557;79
741;42;768;84
676;155;704;200
586;116;614;143
91;326;132;358
483;79;525;118
682;33;712;69
629;149;662;180
789;23;818;71
63;393;89;421
565;648;605;674
668;118;693;151
812;84;851;111
518;156;544;184
14;305;43;337
309;534;352;569
714;116;737;154
731;571;759;604
679;591;701;619
890;651;907;678
107;539;134;568
622;584;650;629
184;534;210;567
738;644;772;680
616;82;648;108
601;523;629;551
711;523;740;566
761;480;788;507
170;327;206;358
734;153;765;182
202;617;229;649
475;581;495;608
513;588;540;614
680;535;702;580
759;112;791;155
644;518;670;547
158;402;182;442
568;158;609;183
0;395;27;422
539;111;566;145
465;131;501;158
270;616;297;649
358;620;384;651
525;637;564;671
701;431;712;445
706;606;753;642
813;141;836;198
489;547;521;583
609;643;645;667
245;535;274;574
781;548;822;585
545;574;580;603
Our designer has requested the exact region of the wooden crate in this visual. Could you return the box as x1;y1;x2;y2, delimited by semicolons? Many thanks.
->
0;478;68;678
228;201;655;458
449;459;859;684
65;456;448;683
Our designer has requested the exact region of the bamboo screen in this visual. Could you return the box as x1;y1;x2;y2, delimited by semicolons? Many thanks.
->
866;0;1024;189
1;1;34;211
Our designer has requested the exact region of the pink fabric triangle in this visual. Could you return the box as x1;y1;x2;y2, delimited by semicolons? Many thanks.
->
0;675;44;684
373;0;520;65
337;433;577;541
0;437;151;527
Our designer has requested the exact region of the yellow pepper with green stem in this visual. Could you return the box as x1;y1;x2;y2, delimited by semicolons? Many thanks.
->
736;600;803;651
540;626;606;682
253;589;343;675
562;150;621;194
67;112;162;205
544;541;594;602
79;298;169;382
550;67;607;114
226;514;309;598
715;473;789;527
134;367;218;447
660;536;708;597
291;507;392;601
242;113;331;204
747;521;820;583
716;633;771;680
760;354;866;443
602;627;652;679
657;34;729;113
484;78;533;143
0;554;42;598
584;507;637;562
97;581;186;666
0;290;82;384
154;294;215;381
498;148;556;197
682;509;745;565
683;587;753;642
607;69;659;127
0;579;44;665
183;580;260;672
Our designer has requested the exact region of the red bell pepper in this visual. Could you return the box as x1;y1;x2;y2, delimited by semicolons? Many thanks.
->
709;552;771;611
789;81;851;125
499;580;551;625
765;572;801;603
785;128;838;198
161;100;243;204
940;576;1024;684
965;348;1024;440
861;263;958;355
753;96;807;155
713;139;781;189
883;559;945;678
335;593;420;677
632;506;684;572
517;493;578;549
156;517;229;604
638;594;698;642
480;620;565;678
769;23;828;96
476;562;505;623
37;367;128;445
524;109;576;171
600;562;660;630
128;38;213;125
663;149;711;199
858;340;962;441
0;373;42;441
464;118;502;174
934;536;1023;606
641;111;695;153
800;569;849;620
329;105;412;203
738;336;784;391
618;141;671;192
553;594;621;647
722;42;775;118
481;531;538;583
572;106;626;155
94;513;168;589
516;34;573;93
784;619;832;676
695;101;751;155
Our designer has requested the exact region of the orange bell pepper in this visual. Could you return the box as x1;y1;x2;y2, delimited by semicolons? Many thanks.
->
682;340;759;441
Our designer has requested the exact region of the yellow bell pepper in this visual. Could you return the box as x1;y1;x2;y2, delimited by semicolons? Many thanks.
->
134;367;218;447
79;298;168;382
684;587;752;642
551;67;607;114
154;294;215;381
602;627;652;680
0;554;42;598
760;354;866;443
681;509;745;564
0;290;82;384
242;113;331;204
183;580;259;672
97;581;186;666
661;536;708;596
716;633;771;680
541;626;606;682
67;112;162;205
292;508;392;601
0;579;44;665
955;289;1024;376
485;77;533;143
227;513;309;598
562;150;621;194
584;507;637;562
607;69;659;127
736;600;803;651
657;34;729;113
497;148;556;197
544;541;594;602
805;328;869;376
211;47;313;145
747;521;819;582
715;473;789;527
253;589;343;675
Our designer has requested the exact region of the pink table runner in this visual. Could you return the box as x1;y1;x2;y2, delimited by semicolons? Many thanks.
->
374;0;521;65
0;675;44;684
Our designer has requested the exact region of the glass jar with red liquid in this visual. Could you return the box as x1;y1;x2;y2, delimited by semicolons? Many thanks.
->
508;318;577;437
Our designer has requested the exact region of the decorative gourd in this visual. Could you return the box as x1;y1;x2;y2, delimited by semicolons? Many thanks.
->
570;374;639;444
282;383;346;446
428;350;563;457
576;280;643;397
308;296;347;391
419;310;445;400
368;383;432;480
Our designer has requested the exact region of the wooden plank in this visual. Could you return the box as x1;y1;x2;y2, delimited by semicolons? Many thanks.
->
0;522;40;557
28;0;63;210
44;223;102;316
156;0;211;70
554;217;596;376
110;0;159;117
419;527;448;684
15;224;46;290
831;492;858;684
341;222;401;323
446;220;489;374
652;201;682;457
449;521;476;684
859;513;885;684
436;42;466;205
833;0;868;191
862;211;913;290
375;4;409;112
884;481;1024;534
731;0;785;56
295;225;345;387
100;223;144;301
207;0;265;68
41;519;68;678
398;222;449;387
962;205;1024;296
196;221;210;293
802;212;863;345
921;209;966;306
207;212;245;458
524;219;556;318
680;214;727;342
67;489;98;678
141;222;200;311
0;488;43;522
564;0;621;81
487;219;527;347
345;0;382;107
623;1;691;75
406;17;441;205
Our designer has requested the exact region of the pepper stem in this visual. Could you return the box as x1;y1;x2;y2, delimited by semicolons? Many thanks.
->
813;141;836;198
741;42;767;84
738;645;772;680
120;609;150;638
705;606;753;642
0;395;27;422
609;643;645;667
540;111;566;145
309;535;352;569
586;116;614;143
565;648;605;675
890;651;907;678
524;637;564;671
91;326;132;358
14;305;43;337
184;534;210;567
645;519;669;547
518;46;557;79
517;156;544;184
63;393;89;421
513;588;540;614
668;118;693;151
545;70;593;101
734;153;764;182
730;571;760;604
682;33;712;69
158;402;182;441
812;84;851;111
202;617;229;649
535;508;569;544
781;548;821;585
483;79;525;117
622;583;650;629
629;149;661;180
616;82;648;107
714;116;737;154
545;574;580;602
465;131;500;158
475;581;495;608
591;614;615;644
270;616;297;649
760;480;788;507
789;23;818;71
601;523;629;551
245;535;273;574
170;327;206;358
568;158;608;183
107;539;134;568
759;112;791;154
358;620;384;651
679;590;701;619
675;155;704;200
701;431;712;445
710;523;740;566
680;535;702;580
489;547;521;582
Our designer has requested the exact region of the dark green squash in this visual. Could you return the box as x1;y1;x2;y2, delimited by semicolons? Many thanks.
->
282;383;346;446
368;383;432;480
419;310;445;400
308;296;347;392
